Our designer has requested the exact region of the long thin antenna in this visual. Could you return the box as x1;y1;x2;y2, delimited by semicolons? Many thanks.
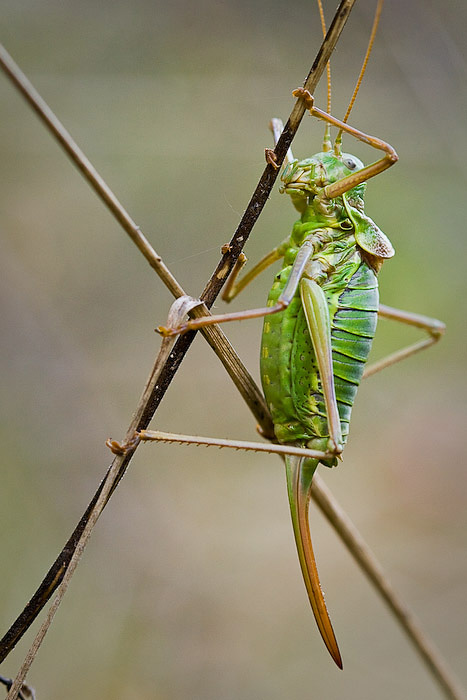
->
317;0;332;152
335;0;384;153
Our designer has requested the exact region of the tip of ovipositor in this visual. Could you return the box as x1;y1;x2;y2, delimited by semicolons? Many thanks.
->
333;647;344;670
323;631;343;669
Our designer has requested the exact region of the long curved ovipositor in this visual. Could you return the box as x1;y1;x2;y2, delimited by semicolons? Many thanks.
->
286;455;343;668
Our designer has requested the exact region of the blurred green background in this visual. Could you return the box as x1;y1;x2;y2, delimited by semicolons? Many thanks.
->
1;0;466;698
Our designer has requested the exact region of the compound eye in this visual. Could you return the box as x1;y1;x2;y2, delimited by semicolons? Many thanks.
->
343;157;357;170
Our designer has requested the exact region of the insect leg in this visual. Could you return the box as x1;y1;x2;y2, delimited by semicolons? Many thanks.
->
137;430;338;461
215;116;295;303
300;278;343;454
363;304;445;378
265;117;295;168
293;88;398;199
157;239;316;337
221;245;285;302
160;116;294;326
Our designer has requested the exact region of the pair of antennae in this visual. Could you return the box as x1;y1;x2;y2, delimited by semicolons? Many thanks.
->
316;0;384;153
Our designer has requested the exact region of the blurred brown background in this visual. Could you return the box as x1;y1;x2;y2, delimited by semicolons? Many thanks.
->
1;0;466;698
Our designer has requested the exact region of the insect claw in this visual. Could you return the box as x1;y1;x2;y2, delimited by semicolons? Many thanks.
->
156;325;181;337
292;87;315;111
106;438;126;455
106;433;141;456
326;437;344;457
265;148;279;169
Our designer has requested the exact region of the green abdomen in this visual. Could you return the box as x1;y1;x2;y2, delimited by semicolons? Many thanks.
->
260;260;378;450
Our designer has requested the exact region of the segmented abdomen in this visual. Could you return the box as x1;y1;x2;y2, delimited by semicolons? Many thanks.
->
261;260;378;451
328;262;378;437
